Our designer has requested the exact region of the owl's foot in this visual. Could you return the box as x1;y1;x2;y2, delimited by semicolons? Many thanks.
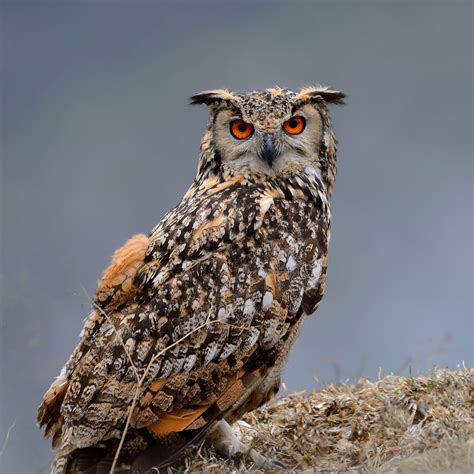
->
206;419;285;469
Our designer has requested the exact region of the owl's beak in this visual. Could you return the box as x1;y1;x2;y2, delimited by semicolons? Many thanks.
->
261;134;277;168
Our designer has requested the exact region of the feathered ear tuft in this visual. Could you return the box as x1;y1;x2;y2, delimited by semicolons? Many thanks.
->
295;86;347;106
189;89;239;109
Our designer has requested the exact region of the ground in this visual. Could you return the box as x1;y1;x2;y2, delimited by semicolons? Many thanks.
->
176;366;473;473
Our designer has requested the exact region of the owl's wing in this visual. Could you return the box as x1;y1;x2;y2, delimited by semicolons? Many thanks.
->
37;233;150;441
39;176;292;462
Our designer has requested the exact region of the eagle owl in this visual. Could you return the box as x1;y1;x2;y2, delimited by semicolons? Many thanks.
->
38;86;345;472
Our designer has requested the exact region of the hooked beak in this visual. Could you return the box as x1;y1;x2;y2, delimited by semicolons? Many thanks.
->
261;134;278;168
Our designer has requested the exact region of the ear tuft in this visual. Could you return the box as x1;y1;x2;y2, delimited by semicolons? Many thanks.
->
190;89;238;108
296;86;347;105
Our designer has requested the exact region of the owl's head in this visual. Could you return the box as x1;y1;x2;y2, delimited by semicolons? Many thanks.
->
191;86;345;194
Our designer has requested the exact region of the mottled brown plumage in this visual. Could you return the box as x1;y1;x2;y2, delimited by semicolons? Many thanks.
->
38;86;345;472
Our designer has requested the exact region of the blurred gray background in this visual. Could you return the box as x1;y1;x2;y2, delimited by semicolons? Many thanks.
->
1;1;472;472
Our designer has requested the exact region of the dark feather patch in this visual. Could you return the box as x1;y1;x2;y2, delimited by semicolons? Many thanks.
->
310;89;347;105
132;422;219;472
189;89;237;108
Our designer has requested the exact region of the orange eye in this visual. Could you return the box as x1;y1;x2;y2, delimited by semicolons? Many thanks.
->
230;119;254;140
283;116;306;135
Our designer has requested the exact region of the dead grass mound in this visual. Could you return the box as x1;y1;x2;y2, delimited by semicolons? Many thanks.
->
181;366;473;473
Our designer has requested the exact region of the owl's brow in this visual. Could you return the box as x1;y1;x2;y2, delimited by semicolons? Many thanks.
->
290;101;313;115
213;107;242;125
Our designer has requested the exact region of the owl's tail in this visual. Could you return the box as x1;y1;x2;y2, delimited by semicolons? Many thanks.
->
50;362;268;472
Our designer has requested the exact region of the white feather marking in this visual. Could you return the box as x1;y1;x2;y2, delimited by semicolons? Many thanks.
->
183;354;197;372
286;255;297;271
242;327;260;351
262;291;273;311
219;342;238;359
204;341;218;364
308;259;323;288
243;299;256;316
218;307;227;321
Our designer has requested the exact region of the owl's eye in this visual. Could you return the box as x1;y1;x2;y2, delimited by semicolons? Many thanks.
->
283;116;306;135
230;119;254;140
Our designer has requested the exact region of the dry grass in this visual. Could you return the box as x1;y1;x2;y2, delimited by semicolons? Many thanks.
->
176;366;473;473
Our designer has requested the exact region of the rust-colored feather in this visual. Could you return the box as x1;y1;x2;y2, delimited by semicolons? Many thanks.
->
95;233;149;311
147;406;209;437
37;376;68;438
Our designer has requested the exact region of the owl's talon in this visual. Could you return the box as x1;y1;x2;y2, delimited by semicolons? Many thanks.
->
207;420;284;468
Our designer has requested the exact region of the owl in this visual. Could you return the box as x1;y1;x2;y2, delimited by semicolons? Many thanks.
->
38;86;345;472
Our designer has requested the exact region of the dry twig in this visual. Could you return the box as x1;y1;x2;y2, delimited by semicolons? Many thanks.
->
0;420;16;459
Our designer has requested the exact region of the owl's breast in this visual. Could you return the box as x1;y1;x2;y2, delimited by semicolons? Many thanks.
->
249;197;329;313
223;196;330;420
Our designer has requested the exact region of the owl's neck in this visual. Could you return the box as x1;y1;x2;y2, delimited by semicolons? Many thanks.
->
193;153;332;208
195;147;336;201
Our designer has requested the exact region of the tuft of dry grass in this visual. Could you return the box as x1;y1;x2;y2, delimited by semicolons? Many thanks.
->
175;366;473;473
